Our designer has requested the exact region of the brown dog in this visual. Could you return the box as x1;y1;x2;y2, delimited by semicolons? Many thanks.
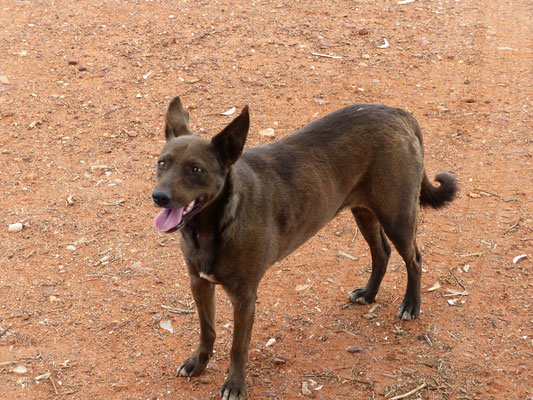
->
152;97;457;399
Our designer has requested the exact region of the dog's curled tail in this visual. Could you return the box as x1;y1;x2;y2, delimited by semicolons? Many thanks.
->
420;171;458;209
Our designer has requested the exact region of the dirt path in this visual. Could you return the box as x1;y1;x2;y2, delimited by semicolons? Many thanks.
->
1;0;531;399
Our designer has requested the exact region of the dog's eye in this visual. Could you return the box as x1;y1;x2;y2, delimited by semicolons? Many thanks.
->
158;160;166;168
191;166;204;174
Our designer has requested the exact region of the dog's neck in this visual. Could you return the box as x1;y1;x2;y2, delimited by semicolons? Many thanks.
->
181;167;239;239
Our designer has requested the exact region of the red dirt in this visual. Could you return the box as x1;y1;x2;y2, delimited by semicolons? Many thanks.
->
1;0;531;399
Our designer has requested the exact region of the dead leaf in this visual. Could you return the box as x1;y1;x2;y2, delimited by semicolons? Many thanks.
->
427;281;441;292
159;319;174;333
444;288;470;296
302;381;314;397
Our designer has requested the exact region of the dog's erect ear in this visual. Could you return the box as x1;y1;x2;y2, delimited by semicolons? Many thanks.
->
211;105;250;166
165;96;190;140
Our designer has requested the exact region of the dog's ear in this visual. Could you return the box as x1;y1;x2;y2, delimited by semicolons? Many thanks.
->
211;105;250;166
165;96;190;140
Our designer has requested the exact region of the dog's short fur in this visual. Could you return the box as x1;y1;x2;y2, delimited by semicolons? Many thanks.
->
152;97;457;399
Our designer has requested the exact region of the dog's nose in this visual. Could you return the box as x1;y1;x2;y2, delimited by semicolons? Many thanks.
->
152;190;171;207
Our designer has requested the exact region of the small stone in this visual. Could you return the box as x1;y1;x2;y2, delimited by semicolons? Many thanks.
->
347;345;364;353
68;60;79;65
13;365;28;374
126;130;138;137
43;285;55;296
463;98;476;103
259;128;275;137
0;75;10;85
362;54;371;60
266;338;276;347
77;65;88;72
358;28;369;35
273;357;286;365
8;223;23;233
313;98;325;105
188;103;198;110
66;245;76;251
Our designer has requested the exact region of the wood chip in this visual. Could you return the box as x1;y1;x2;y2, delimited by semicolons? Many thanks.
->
220;106;236;116
98;199;125;206
311;52;342;59
513;254;527;264
338;251;357;261
35;372;51;381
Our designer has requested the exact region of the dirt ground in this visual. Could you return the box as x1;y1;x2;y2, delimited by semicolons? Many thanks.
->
1;0;531;399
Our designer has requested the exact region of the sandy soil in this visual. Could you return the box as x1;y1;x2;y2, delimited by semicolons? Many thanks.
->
1;0;531;399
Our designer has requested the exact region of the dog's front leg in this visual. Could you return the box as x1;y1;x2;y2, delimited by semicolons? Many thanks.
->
178;273;216;377
220;291;256;400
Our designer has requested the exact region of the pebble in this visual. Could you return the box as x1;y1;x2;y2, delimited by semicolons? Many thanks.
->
8;223;23;233
358;28;369;35
68;60;79;65
77;65;88;72
347;345;364;353
13;365;28;374
266;338;276;347
66;245;76;251
273;357;286;365
259;128;275;137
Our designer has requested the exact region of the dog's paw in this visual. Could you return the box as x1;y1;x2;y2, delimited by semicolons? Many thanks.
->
397;297;420;320
177;354;208;377
220;378;248;400
348;287;377;305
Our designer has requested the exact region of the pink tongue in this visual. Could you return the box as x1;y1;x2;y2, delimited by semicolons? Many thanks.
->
153;208;184;232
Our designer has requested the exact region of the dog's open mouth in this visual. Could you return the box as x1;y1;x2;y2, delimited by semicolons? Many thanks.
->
153;196;206;233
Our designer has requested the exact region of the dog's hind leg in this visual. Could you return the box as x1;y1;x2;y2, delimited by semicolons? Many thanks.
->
178;273;216;377
379;207;423;320
348;207;392;305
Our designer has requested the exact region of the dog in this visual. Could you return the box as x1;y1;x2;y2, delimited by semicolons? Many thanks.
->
152;97;457;399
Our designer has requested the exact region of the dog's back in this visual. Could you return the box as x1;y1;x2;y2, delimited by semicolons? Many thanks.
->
234;104;424;261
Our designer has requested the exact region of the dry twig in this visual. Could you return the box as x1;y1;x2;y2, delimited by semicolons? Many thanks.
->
388;382;427;399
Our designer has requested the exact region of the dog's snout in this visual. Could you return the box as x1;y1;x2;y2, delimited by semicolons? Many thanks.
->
152;190;171;207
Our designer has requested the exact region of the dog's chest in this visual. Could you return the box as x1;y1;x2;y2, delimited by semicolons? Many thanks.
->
180;229;220;281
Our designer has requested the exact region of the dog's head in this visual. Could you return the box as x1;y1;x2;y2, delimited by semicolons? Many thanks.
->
152;96;249;233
